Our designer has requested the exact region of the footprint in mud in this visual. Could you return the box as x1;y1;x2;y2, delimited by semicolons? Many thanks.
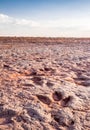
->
46;81;54;87
52;91;63;101
30;69;37;76
44;67;51;71
0;108;16;118
74;72;90;87
3;64;10;69
26;108;44;122
81;80;90;87
31;76;44;85
51;109;75;129
62;96;73;107
0;104;16;125
74;77;90;87
36;95;51;105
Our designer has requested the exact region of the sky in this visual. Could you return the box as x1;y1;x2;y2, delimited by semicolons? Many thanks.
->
0;0;90;37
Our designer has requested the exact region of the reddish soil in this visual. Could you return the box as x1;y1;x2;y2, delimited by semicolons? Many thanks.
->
0;37;90;130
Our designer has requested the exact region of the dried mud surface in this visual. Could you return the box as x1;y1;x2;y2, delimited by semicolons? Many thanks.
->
0;38;90;130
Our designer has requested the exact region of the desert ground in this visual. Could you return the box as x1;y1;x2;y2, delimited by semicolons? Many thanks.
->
0;37;90;130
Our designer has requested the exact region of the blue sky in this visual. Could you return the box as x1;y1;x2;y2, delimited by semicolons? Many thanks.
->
0;0;90;37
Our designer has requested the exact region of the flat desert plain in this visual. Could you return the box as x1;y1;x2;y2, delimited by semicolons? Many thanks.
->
0;37;90;130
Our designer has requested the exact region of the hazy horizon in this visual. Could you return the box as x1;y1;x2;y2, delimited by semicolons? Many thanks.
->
0;0;90;37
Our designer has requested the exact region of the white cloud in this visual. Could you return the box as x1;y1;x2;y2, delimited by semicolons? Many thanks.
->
14;19;40;27
0;14;13;24
39;18;90;28
0;13;39;27
0;13;90;28
0;13;90;37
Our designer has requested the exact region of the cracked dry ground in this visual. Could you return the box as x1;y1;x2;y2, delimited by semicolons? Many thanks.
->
0;42;90;130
